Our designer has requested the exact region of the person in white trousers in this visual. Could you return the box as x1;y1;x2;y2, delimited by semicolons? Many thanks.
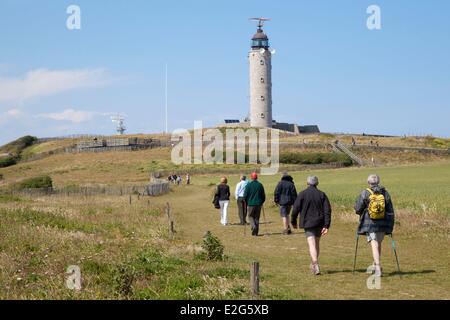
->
216;177;231;226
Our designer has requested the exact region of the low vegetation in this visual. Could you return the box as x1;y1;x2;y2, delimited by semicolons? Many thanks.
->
280;152;353;166
0;156;17;168
17;175;53;190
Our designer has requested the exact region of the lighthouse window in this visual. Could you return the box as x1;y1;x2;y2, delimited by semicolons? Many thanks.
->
260;96;265;101
260;60;265;65
261;113;265;119
260;78;265;83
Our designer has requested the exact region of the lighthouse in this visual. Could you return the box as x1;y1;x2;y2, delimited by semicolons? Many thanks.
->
249;18;273;128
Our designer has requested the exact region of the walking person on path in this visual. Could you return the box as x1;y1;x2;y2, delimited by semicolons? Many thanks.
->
243;172;266;236
215;177;231;226
291;176;332;275
354;174;395;277
274;173;297;235
234;175;249;225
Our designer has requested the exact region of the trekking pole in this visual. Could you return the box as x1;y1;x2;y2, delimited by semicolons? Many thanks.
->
390;234;402;277
243;201;247;236
352;231;360;275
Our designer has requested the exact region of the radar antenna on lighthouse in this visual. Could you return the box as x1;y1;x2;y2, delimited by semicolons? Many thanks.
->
249;17;271;29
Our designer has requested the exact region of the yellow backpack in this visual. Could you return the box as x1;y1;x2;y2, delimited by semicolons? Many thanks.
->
366;188;386;220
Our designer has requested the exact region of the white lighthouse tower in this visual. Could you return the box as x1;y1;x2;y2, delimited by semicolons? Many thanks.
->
249;18;273;128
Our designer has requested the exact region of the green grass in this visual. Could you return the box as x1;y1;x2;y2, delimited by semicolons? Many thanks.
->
0;161;449;300
194;162;450;216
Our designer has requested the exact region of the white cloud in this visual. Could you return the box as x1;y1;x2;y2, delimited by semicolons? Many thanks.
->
38;108;111;123
0;108;25;124
5;108;23;118
0;68;111;102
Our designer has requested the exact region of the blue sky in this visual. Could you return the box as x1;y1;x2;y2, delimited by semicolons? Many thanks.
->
0;0;449;144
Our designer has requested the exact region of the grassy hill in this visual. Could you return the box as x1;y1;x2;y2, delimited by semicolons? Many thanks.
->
0;133;449;299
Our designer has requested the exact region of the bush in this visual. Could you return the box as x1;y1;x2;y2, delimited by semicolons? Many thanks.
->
114;264;136;297
197;231;224;261
280;152;353;166
0;156;17;168
18;175;53;189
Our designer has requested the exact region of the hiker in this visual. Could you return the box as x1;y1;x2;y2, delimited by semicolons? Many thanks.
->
176;175;182;185
352;137;356;146
354;174;395;277
215;177;230;226
186;173;191;185
234;175;249;225
274;173;297;235
291;176;331;275
243;172;266;236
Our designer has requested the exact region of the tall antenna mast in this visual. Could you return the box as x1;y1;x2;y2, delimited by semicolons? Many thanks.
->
165;63;168;134
249;17;271;29
111;114;126;135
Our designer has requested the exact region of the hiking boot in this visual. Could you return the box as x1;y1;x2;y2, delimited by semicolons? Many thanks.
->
310;262;321;275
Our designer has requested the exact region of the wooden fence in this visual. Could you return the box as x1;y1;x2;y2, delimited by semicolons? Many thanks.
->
10;181;170;197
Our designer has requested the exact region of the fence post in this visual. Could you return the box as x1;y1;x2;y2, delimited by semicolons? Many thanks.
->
250;261;260;298
170;221;175;239
165;202;174;239
129;195;132;205
165;202;171;221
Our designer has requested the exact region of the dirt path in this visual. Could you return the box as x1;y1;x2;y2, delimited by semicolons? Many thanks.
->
154;182;450;300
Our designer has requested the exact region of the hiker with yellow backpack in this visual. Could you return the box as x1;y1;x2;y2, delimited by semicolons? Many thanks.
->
354;174;395;277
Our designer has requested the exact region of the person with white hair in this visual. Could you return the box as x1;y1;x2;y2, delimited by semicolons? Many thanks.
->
291;176;332;275
234;175;249;225
354;174;395;277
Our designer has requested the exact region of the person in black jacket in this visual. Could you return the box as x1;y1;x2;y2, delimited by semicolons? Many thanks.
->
274;173;297;235
291;176;331;275
215;177;231;226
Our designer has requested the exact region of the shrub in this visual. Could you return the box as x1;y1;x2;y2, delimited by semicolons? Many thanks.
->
0;156;17;168
18;175;53;189
114;264;136;297
280;152;352;166
197;231;224;261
